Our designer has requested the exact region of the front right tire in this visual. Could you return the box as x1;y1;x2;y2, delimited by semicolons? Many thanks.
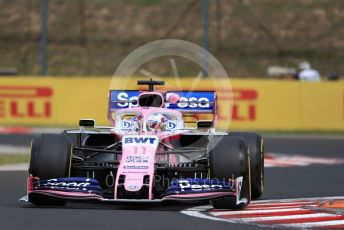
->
29;133;72;205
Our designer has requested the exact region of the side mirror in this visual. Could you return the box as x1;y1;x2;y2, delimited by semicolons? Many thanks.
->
167;93;180;104
79;119;95;127
197;120;213;129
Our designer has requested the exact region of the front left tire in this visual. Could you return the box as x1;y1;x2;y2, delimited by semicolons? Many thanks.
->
209;135;251;209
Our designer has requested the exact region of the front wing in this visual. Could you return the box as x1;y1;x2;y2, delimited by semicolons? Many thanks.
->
20;176;246;204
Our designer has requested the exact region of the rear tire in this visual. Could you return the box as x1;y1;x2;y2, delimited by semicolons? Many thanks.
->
230;132;264;199
209;136;251;209
29;133;72;205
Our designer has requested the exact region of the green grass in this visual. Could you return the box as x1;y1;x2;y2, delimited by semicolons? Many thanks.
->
0;154;30;165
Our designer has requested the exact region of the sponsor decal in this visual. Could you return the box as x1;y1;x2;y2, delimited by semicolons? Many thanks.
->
121;120;132;130
165;92;212;109
110;89;256;121
0;86;52;119
124;166;148;169
235;176;247;205
217;88;257;122
123;171;149;174
166;91;214;112
121;135;157;174
166;120;177;130
112;91;139;108
35;177;101;193
127;185;140;191
126;155;148;163
124;136;157;145
166;178;234;194
110;91;215;112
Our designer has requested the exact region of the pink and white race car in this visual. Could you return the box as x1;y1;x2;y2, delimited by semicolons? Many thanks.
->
23;80;264;209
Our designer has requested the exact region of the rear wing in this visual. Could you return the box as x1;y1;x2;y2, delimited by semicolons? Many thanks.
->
108;90;216;113
108;90;217;128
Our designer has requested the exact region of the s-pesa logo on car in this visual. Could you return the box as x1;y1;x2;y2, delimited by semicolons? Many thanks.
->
110;91;214;112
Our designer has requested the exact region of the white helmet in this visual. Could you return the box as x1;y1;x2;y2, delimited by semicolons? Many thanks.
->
147;114;166;131
299;61;311;70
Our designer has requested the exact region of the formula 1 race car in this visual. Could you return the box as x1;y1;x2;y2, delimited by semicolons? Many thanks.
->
23;80;264;209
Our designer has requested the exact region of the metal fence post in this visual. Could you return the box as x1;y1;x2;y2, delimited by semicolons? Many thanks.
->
202;0;209;76
39;0;48;76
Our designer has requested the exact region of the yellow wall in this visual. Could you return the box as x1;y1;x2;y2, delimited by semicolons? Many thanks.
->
0;77;343;131
228;80;344;130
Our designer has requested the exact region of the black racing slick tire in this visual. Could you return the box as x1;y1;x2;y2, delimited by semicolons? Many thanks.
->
29;133;72;179
29;133;72;205
230;132;264;199
209;136;251;209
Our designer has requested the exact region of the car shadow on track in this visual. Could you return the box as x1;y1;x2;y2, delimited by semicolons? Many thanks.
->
20;200;206;211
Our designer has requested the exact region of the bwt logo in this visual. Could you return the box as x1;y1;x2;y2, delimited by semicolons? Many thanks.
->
124;137;157;144
0;86;52;119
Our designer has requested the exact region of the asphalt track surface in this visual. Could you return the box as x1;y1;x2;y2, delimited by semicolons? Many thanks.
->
1;134;344;230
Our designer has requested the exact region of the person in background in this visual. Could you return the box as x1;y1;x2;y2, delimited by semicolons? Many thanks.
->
297;61;321;81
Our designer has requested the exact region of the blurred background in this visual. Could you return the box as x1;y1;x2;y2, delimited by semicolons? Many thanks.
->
2;3;344;229
0;0;343;78
0;0;343;132
0;0;343;136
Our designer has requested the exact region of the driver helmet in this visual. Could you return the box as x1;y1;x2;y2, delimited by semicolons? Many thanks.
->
147;113;166;131
130;115;143;131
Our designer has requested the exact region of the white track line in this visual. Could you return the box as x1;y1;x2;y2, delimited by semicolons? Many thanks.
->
251;196;344;203
245;204;317;210
247;201;315;206
0;145;30;154
265;159;309;166
236;213;336;222
210;208;303;216
181;205;239;224
0;163;28;171
265;156;344;166
279;219;344;228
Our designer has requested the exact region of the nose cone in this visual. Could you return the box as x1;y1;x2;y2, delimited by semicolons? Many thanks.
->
115;135;159;198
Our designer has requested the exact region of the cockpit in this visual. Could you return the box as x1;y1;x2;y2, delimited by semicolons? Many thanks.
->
114;110;183;133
